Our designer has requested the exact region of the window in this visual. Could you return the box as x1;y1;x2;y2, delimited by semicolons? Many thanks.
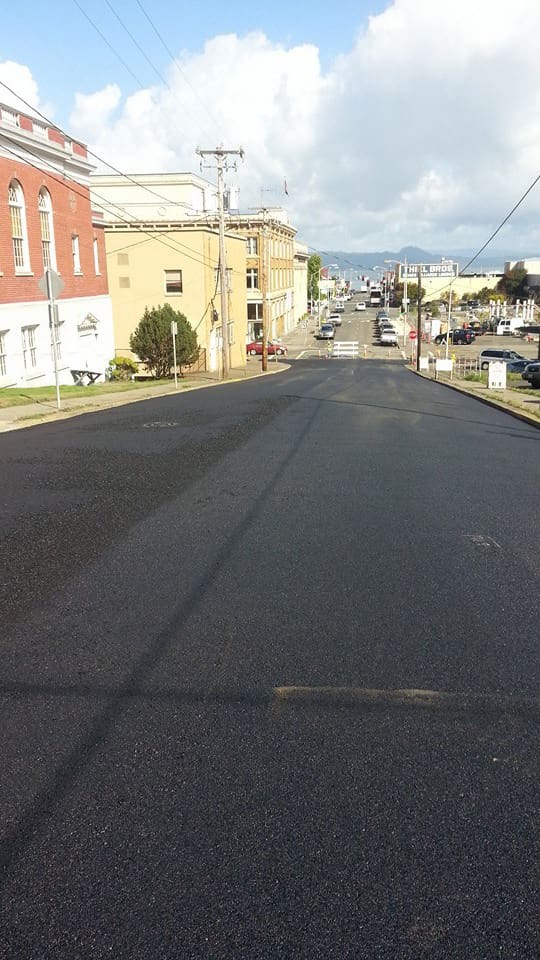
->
119;277;130;289
117;253;129;266
246;237;258;256
22;326;38;370
247;303;262;321
246;268;259;289
0;331;7;377
38;189;56;270
165;269;183;294
9;181;30;271
247;303;262;341
72;235;81;274
93;238;100;275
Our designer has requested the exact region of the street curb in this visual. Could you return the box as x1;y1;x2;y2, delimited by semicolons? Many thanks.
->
0;362;290;433
409;367;540;430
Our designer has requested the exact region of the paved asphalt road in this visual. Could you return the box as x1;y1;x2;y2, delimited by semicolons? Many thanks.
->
0;360;538;959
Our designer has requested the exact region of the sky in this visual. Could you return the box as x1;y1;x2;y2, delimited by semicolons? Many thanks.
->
2;0;540;259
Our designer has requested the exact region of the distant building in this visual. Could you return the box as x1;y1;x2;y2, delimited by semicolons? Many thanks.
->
504;259;540;287
0;102;114;387
293;242;309;325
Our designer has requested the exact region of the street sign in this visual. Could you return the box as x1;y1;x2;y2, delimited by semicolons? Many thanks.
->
409;330;417;340
38;268;64;299
170;321;178;335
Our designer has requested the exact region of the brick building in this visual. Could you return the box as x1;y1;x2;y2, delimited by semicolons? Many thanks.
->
0;102;114;387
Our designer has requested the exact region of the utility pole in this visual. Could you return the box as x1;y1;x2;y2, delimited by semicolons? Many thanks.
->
416;265;423;371
261;212;269;372
196;145;244;379
402;256;408;348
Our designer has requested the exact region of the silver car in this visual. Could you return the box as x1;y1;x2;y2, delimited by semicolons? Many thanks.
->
318;323;335;340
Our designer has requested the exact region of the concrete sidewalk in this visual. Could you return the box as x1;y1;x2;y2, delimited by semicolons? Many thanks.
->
412;368;540;427
0;361;288;432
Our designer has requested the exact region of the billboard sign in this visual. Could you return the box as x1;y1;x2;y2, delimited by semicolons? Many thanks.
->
402;262;458;280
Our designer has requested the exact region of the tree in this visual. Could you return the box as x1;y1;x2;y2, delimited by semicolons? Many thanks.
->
130;304;198;379
496;266;528;301
307;254;322;302
393;281;425;308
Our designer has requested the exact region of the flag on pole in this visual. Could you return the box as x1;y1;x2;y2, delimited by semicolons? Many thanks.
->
284;178;289;196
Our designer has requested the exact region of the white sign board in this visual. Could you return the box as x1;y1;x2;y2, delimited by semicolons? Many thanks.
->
435;359;453;379
170;321;178;335
488;360;507;390
419;356;429;371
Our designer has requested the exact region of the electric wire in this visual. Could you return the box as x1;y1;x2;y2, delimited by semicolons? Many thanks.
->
0;79;214;234
0;133;233;275
133;0;224;136
102;0;170;87
71;0;148;89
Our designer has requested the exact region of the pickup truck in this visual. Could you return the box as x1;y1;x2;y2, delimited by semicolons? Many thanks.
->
380;328;398;346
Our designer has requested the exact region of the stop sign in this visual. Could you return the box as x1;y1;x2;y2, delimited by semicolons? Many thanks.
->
409;330;417;340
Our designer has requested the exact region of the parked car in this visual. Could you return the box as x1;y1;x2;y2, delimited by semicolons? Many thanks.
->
521;361;540;386
380;328;398;346
376;310;390;320
246;340;287;356
317;323;335;340
506;359;536;373
328;313;343;326
355;302;367;311
434;329;476;345
478;348;528;370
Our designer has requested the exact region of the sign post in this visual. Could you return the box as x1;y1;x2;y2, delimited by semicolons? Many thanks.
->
171;321;178;389
38;268;64;410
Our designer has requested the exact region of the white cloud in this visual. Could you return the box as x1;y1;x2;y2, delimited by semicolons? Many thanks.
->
0;61;48;118
4;0;540;254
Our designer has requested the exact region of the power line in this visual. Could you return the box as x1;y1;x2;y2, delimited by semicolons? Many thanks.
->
0;79;202;213
134;0;224;137
0;133;234;275
459;172;540;275
71;0;148;89
102;0;170;87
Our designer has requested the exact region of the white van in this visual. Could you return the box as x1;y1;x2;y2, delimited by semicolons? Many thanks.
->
496;318;521;336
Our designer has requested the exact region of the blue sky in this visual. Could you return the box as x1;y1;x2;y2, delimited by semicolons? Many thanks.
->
4;0;385;126
2;0;540;255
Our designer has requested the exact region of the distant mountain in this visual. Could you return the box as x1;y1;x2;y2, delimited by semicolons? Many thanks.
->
323;247;540;276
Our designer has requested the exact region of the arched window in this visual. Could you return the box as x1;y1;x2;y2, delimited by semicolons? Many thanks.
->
38;188;56;270
8;180;30;271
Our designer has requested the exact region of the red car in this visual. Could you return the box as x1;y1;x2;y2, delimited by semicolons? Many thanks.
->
246;341;287;357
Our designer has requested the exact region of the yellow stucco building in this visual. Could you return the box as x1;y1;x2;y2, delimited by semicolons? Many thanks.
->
102;222;248;373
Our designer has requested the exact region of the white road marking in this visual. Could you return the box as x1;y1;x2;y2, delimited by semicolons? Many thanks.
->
463;534;502;550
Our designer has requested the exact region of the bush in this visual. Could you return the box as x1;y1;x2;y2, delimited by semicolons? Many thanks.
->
108;356;139;381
